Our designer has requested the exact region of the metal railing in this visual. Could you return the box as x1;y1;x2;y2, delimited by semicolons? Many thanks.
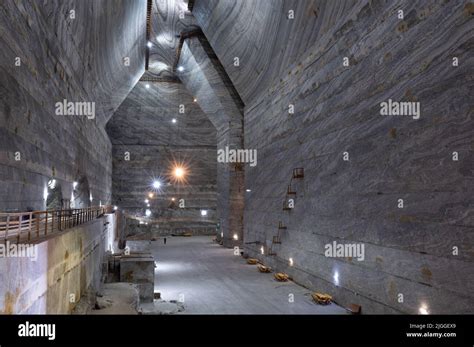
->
0;206;112;244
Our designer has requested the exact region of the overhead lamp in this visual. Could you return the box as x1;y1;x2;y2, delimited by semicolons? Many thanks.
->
171;198;175;201
145;199;149;204
246;189;251;192
177;66;184;72
114;206;118;211
73;181;78;189
147;203;150;207
201;210;207;216
193;98;197;102
172;118;177;123
260;246;264;255
174;167;185;179
147;41;152;48
289;258;294;266
145;84;150;89
153;180;161;189
145;209;152;217
148;192;154;198
233;234;238;241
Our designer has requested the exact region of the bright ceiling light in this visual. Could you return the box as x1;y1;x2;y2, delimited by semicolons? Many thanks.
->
193;98;197;102
260;246;264;255
289;258;294;266
201;210;207;216
174;167;185;178
114;206;118;211
147;203;150;207
145;84;150;89
172;118;177;123
177;66;184;72
246;189;251;192
145;199;149;204
233;234;238;240
73;181;78;189
171;197;175;201
147;41;152;48
148;192;154;198
153;180;161;189
145;209;152;217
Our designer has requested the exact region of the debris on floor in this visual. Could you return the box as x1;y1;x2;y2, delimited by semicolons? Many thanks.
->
311;292;332;305
139;299;185;315
90;283;140;314
257;264;272;273
274;272;289;281
247;258;258;265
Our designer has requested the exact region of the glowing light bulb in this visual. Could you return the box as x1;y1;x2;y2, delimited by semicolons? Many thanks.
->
233;234;238;241
174;167;184;178
145;84;150;89
148;192;154;198
289;258;294;266
153;180;161;189
177;66;184;72
260;246;264;255
145;209;151;217
419;304;429;315
201;210;207;216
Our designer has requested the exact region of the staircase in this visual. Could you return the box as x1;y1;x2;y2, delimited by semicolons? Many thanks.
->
267;168;304;257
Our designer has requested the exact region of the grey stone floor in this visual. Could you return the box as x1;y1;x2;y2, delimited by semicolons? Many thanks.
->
149;236;347;314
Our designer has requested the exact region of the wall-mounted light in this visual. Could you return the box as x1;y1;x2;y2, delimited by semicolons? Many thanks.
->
419;304;429;315
89;193;93;202
233;234;238;241
174;167;185;179
220;232;223;238
201;210;207;216
43;186;48;201
260;246;264;255
333;270;340;286
289;257;294;266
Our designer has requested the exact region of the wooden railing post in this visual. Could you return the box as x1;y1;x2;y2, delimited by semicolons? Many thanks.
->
5;215;10;242
36;212;40;238
45;211;48;236
28;212;32;241
17;215;21;244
